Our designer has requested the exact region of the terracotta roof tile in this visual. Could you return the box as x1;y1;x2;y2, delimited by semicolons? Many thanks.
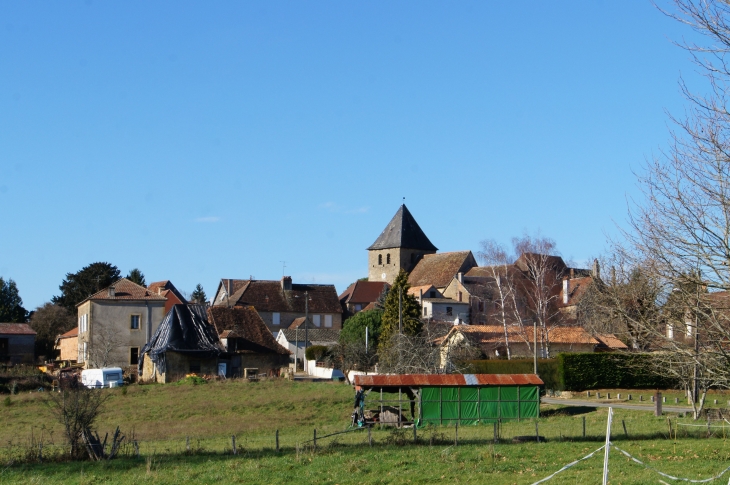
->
82;278;167;304
0;323;36;335
217;280;341;314
408;251;478;288
444;325;598;345
59;327;78;338
594;333;629;350
339;281;389;305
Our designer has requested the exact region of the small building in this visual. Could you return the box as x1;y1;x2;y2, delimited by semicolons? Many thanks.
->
55;327;78;362
139;304;223;383
207;306;290;377
353;374;543;426
407;251;478;292
339;280;389;317
147;280;188;313
0;323;36;364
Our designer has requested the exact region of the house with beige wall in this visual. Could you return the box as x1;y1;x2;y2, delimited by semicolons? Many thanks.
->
76;278;167;369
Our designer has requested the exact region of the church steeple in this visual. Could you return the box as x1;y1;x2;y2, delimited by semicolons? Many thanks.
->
367;205;437;283
367;204;437;251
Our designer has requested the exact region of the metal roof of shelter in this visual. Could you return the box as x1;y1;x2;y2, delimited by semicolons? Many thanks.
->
354;374;543;388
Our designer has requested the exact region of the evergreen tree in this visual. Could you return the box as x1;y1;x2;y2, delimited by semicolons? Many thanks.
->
126;268;146;286
374;284;390;311
52;262;121;313
340;309;382;347
190;284;207;305
379;270;422;348
29;303;75;358
0;277;28;322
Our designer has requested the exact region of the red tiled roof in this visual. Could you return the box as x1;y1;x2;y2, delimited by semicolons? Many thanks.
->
0;323;36;335
81;278;167;304
408;251;478;288
218;280;342;314
444;325;598;345
354;374;543;387
59;327;78;339
208;306;289;355
562;277;593;307
339;281;389;304
594;333;629;350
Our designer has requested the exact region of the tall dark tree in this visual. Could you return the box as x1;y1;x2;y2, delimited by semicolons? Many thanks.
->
126;268;146;286
190;284;207;305
29;303;76;358
340;309;382;347
0;277;28;322
52;263;121;313
379;270;422;348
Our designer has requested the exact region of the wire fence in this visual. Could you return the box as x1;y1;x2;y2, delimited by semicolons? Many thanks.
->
3;410;730;464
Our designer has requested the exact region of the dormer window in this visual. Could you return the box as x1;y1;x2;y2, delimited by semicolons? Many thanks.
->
386;254;391;264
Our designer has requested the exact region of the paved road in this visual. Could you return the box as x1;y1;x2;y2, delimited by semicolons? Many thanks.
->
542;397;691;413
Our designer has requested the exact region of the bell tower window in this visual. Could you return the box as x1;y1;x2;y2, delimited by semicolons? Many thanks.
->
378;254;382;265
386;254;391;264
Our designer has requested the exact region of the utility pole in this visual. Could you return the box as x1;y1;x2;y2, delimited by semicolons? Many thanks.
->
304;291;309;374
533;319;538;375
399;287;403;334
295;328;299;372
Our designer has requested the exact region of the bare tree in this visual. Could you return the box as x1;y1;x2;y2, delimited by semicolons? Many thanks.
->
45;387;109;459
377;323;454;374
512;235;564;357
87;324;125;368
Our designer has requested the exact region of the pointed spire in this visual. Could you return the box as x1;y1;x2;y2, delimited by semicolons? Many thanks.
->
367;204;437;251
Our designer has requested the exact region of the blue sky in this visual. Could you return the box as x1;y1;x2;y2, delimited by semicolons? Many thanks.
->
0;1;705;310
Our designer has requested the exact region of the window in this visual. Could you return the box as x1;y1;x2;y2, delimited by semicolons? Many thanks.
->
458;291;463;302
313;315;321;327
378;254;382;265
130;315;140;330
446;307;453;316
272;312;281;325
354;304;362;312
423;307;428;316
386;253;391;264
79;342;87;363
130;347;139;366
686;321;693;337
189;361;201;373
79;314;89;333
324;315;333;328
429;291;436;298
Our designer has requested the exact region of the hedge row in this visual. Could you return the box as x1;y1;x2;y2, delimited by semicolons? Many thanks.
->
465;353;677;391
557;353;677;391
464;359;561;391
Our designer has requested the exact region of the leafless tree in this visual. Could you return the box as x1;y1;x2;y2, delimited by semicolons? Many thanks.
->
87;324;125;368
45;387;109;459
326;340;377;384
377;323;456;374
512;235;564;357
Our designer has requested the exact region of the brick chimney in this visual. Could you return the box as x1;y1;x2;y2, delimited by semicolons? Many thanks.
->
592;259;600;279
108;286;116;298
281;276;292;291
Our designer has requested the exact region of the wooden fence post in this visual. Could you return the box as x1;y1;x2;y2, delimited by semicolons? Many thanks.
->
622;420;628;439
313;429;317;450
368;426;372;447
276;429;279;452
134;440;139;458
413;424;417;444
186;436;190;452
535;421;539;443
231;435;237;455
493;422;498;444
454;422;458;446
583;416;586;438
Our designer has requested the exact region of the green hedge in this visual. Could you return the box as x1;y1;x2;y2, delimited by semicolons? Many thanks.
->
464;359;560;391
558;353;677;391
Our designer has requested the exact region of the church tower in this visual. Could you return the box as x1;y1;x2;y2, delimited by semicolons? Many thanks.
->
367;204;437;284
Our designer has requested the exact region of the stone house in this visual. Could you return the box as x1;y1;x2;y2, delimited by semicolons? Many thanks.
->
208;306;290;377
76;278;167;369
407;251;478;292
211;277;342;333
139;304;223;383
55;327;78;362
0;323;36;364
339;281;389;318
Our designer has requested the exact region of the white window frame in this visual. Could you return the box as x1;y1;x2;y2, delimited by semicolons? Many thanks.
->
313;315;321;327
272;312;281;326
79;314;88;333
324;315;332;328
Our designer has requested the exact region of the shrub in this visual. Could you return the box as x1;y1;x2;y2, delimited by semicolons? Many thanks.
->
305;345;329;361
176;375;207;386
558;353;677;391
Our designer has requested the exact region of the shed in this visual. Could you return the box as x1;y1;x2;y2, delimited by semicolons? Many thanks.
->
139;304;224;383
353;374;543;426
0;323;36;364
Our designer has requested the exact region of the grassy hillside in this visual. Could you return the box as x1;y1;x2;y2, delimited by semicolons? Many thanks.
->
2;380;730;484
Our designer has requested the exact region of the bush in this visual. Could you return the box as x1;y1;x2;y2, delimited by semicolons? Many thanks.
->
305;345;329;361
176;375;207;386
558;353;677;391
464;359;561;390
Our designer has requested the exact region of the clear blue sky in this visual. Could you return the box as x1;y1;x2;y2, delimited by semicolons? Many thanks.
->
0;1;704;310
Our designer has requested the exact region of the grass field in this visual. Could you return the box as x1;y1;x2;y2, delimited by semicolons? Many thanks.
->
2;379;730;484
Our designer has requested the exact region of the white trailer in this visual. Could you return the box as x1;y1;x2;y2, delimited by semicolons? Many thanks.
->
81;367;124;389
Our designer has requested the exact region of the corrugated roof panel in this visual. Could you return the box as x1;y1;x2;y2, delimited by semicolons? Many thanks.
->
353;374;543;387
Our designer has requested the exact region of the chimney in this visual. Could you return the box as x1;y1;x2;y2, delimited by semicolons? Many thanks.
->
457;272;463;283
157;287;162;295
570;268;574;279
562;278;569;305
419;288;423;303
281;276;292;291
108;286;116;298
592;259;600;279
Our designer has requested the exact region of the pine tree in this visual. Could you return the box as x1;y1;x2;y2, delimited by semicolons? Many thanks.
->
191;284;207;305
126;268;146;286
52;262;121;313
379;270;422;349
